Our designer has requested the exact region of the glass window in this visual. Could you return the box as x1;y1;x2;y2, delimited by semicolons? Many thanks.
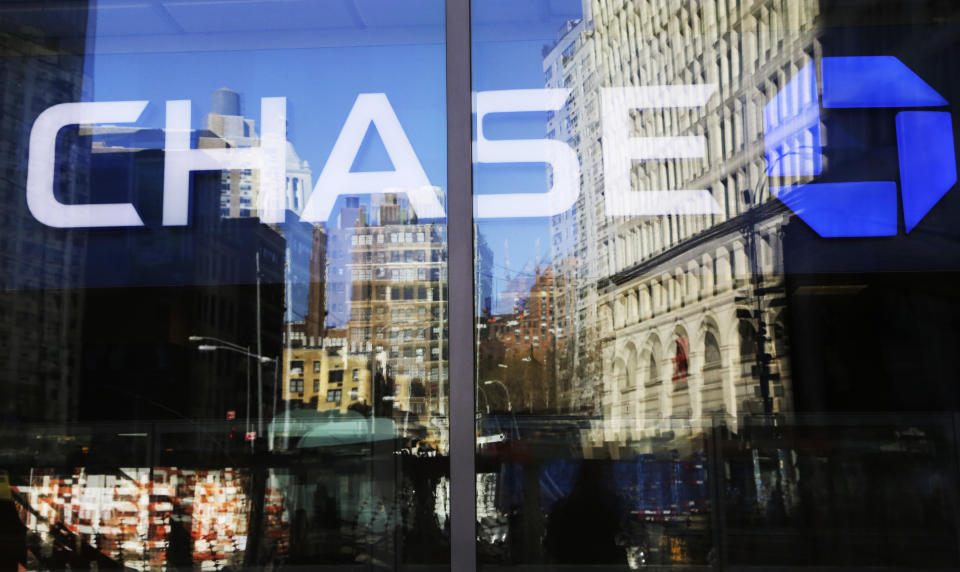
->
473;0;960;568
289;360;304;375
0;0;448;569
9;0;960;569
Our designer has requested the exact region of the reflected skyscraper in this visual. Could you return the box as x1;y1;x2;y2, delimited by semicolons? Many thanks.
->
544;14;604;414
201;87;312;220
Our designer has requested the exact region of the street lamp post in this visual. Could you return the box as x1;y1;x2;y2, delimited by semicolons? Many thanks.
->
736;192;774;419
191;336;276;450
188;335;247;352
483;380;512;412
269;356;279;451
736;148;813;419
478;386;491;414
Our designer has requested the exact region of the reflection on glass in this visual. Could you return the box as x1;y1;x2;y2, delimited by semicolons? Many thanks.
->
0;0;448;569
474;0;960;568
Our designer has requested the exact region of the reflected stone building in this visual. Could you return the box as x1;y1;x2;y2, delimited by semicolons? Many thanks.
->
281;330;372;413
549;0;822;441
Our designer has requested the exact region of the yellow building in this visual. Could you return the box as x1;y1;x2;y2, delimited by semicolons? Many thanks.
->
282;344;372;414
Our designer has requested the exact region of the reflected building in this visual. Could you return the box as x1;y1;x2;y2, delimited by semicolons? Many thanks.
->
543;15;606;414
496;269;535;317
278;211;316;324
0;8;91;423
326;194;448;418
201;87;313;220
281;333;372;413
304;225;328;339
283;194;447;429
198;88;318;326
481;265;564;413
547;0;821;441
489;266;558;364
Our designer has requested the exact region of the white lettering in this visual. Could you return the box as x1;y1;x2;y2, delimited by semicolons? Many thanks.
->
600;85;722;216
163;97;287;225
27;101;148;228
473;89;580;218
300;93;444;223
26;88;727;229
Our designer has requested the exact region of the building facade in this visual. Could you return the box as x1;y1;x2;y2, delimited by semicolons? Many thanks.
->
541;0;818;442
324;194;448;417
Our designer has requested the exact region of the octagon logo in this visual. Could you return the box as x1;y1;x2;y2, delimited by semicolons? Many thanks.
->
765;56;956;237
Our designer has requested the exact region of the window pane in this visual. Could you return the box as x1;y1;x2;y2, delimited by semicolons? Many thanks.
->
474;0;960;568
0;1;448;569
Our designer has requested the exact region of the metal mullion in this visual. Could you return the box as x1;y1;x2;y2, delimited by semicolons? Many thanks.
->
445;0;476;570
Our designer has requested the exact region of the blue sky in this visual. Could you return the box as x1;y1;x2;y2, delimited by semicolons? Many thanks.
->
473;0;582;308
86;0;583;313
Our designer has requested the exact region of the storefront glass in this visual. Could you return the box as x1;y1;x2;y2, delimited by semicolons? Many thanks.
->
473;0;960;568
0;1;450;569
4;0;960;570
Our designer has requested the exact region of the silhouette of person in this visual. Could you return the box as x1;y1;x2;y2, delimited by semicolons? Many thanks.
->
0;497;26;572
543;460;626;565
166;511;193;571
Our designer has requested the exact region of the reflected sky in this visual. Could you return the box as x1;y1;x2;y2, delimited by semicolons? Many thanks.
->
85;0;447;226
82;0;587;310
473;0;582;309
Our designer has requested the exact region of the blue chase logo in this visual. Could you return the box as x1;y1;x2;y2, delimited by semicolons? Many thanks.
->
764;56;956;237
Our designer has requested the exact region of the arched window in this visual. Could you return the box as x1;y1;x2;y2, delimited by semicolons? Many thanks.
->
612;359;627;394
773;312;787;357
645;353;660;387
643;351;663;426
672;337;689;387
739;321;756;359
703;331;722;384
672;337;691;420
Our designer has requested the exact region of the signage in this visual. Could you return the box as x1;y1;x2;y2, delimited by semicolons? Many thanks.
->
25;60;956;232
26;89;725;227
766;56;956;237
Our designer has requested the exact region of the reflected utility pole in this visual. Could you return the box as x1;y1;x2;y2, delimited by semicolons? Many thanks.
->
256;251;264;441
739;149;809;418
190;336;275;449
738;188;773;418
